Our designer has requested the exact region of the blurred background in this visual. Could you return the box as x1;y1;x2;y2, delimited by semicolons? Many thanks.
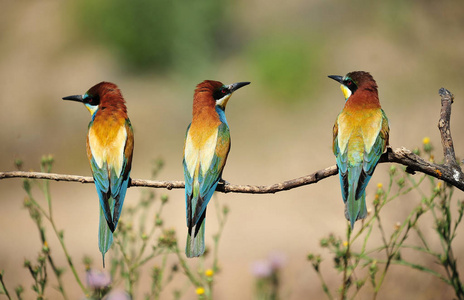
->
1;0;464;298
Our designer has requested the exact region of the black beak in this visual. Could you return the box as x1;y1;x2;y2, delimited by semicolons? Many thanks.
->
227;81;251;92
328;75;343;84
62;95;84;102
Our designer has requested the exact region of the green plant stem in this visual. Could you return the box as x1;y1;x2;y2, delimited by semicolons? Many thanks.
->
156;254;169;299
374;204;416;297
40;178;70;300
405;174;427;197
212;199;227;273
376;214;390;257
445;247;464;297
173;245;201;287
373;175;427;297
147;253;168;300
314;143;463;299
116;199;169;298
390;214;414;255
52;220;85;295
25;179;86;296
0;271;11;300
361;256;450;284
24;187;49;220
133;248;165;270
361;222;374;253
114;237;132;266
414;226;431;250
213;200;222;272
40;164;53;220
340;226;352;300
45;251;68;300
399;244;439;257
436;187;464;298
134;200;166;266
114;236;136;297
316;269;333;300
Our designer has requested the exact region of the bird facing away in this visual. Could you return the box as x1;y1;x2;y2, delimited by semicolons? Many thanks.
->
62;82;134;266
329;71;389;228
183;80;250;257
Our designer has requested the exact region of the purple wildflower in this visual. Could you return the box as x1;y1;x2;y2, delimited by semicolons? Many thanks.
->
268;252;286;270
86;269;111;289
251;260;273;278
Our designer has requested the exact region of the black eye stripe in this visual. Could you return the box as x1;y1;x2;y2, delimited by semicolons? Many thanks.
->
213;87;230;100
84;94;100;105
343;78;358;94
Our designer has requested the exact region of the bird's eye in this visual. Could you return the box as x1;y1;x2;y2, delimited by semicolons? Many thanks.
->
347;81;352;86
213;87;229;100
85;94;100;106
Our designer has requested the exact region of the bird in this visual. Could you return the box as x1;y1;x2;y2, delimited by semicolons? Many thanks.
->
62;82;134;266
183;80;250;257
328;71;389;228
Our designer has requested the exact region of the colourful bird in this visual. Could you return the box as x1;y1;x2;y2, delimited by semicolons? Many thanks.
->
183;80;250;257
63;82;134;266
329;71;389;228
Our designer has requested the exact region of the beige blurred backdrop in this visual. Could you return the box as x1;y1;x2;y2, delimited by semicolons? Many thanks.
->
1;0;464;299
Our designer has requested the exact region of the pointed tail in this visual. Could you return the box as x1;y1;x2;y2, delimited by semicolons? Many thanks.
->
99;198;115;267
345;165;368;228
185;219;206;258
345;192;367;228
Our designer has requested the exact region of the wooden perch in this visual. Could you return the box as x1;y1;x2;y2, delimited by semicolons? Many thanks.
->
1;88;463;192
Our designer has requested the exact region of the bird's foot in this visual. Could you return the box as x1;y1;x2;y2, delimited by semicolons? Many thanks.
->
219;179;230;186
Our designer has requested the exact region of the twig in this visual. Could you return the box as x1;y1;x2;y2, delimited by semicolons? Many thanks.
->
0;88;462;192
1;147;462;192
438;88;463;175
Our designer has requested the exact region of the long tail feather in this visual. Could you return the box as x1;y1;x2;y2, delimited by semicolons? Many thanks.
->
345;165;368;228
345;192;367;228
99;198;115;267
185;218;206;258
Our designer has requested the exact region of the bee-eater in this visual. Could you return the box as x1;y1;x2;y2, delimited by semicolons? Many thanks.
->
183;80;250;257
329;71;389;228
63;82;134;266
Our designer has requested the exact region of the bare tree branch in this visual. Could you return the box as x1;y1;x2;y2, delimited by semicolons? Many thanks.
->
1;88;463;193
382;147;464;191
438;88;463;180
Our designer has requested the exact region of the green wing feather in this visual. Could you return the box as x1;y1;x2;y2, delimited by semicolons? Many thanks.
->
334;109;389;228
184;122;230;257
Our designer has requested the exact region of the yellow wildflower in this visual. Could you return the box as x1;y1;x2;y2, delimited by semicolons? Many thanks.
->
205;269;214;277
196;287;205;295
423;137;430;144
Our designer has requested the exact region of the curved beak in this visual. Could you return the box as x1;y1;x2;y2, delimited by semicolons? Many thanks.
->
328;75;343;84
62;95;84;102
227;81;251;93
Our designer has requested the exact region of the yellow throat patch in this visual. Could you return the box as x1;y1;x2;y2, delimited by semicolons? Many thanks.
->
340;84;352;100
